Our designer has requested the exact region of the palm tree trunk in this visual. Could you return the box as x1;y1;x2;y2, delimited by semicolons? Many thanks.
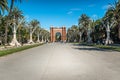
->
10;23;21;46
79;32;82;42
87;29;92;43
28;32;34;44
30;33;33;42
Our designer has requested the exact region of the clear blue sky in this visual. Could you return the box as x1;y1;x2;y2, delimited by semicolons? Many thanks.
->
12;0;115;30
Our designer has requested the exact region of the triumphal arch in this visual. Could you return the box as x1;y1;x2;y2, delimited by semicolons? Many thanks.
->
50;26;66;42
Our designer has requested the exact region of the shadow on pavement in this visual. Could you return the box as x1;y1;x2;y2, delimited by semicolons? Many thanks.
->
73;47;108;52
72;44;111;52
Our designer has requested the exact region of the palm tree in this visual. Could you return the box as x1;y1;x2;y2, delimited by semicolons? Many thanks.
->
71;25;79;42
78;14;91;42
3;0;24;45
11;7;23;24
102;7;117;45
21;24;29;44
9;0;22;14
3;16;11;45
91;19;106;43
40;28;44;42
28;19;40;44
78;24;84;42
9;7;24;46
108;1;120;40
67;25;79;42
41;29;50;42
17;19;26;43
67;28;73;42
0;0;8;14
36;26;41;43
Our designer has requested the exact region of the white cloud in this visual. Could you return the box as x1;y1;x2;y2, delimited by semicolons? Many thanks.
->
67;8;81;15
88;4;96;7
70;8;81;11
67;11;73;15
102;5;112;10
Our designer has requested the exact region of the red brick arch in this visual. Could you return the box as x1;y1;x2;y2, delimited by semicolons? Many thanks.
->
50;27;66;42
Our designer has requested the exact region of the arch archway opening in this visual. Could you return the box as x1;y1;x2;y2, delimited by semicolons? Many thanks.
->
55;32;61;42
50;27;66;42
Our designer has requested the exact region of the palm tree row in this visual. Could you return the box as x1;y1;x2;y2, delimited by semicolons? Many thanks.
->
0;0;50;46
67;0;120;45
0;12;50;46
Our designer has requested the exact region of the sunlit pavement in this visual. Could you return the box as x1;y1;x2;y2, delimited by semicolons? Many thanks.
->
0;43;120;80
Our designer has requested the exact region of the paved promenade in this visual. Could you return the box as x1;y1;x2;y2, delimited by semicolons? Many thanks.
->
0;43;120;80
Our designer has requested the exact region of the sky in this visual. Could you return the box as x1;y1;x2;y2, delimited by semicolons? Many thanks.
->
10;0;116;30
